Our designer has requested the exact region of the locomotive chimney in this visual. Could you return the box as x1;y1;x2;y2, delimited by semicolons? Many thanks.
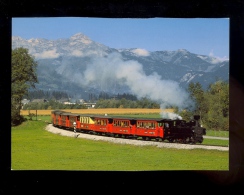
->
194;115;200;120
193;115;200;126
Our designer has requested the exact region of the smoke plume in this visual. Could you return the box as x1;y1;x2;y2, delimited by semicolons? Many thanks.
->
81;52;192;119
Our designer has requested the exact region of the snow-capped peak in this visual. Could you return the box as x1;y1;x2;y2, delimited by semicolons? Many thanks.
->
70;33;92;44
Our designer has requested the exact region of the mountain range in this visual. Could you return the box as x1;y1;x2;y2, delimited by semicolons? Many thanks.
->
12;33;229;100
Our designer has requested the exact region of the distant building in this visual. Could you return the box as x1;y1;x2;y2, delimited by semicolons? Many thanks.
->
21;99;30;109
79;99;85;104
31;99;48;103
63;102;75;105
83;102;96;108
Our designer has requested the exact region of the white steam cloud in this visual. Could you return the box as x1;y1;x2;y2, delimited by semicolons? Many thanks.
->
81;52;192;119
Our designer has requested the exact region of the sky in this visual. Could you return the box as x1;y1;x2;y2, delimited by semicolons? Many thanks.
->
12;17;229;60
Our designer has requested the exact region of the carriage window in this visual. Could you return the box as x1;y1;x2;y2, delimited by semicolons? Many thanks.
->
125;121;128;127
145;122;147;128
164;123;170;128
137;122;141;127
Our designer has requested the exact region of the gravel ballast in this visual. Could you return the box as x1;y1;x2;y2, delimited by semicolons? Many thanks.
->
45;124;229;151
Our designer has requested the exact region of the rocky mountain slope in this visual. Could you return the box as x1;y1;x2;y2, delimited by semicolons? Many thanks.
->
12;33;229;101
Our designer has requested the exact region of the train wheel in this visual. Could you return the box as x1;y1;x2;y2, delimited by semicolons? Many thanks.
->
185;137;190;144
190;137;196;144
145;137;150;141
190;140;196;145
169;138;174;143
198;137;203;144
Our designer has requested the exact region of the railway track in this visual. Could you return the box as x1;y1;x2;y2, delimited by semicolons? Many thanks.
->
46;124;229;151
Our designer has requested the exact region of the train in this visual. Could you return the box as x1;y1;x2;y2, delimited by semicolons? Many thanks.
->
51;110;206;144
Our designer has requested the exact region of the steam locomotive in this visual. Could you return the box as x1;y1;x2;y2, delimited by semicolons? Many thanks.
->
51;110;206;144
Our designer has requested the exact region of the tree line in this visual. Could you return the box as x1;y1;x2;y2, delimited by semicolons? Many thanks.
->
24;90;138;102
23;99;87;110
24;90;70;100
176;81;229;131
95;97;160;109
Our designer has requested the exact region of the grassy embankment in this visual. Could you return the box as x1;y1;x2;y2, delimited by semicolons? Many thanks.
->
11;114;228;170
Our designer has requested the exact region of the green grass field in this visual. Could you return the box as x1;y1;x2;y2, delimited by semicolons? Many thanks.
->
11;116;229;170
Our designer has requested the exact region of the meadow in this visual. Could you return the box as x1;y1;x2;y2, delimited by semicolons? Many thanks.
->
11;113;229;170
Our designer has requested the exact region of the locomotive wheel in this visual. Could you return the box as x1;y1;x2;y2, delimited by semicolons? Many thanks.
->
169;138;174;143
198;137;203;143
185;137;190;144
183;138;186;144
190;140;196;145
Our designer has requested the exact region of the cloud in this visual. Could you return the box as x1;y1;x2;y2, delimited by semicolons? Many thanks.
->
209;49;229;63
131;48;150;56
34;49;60;59
209;49;215;57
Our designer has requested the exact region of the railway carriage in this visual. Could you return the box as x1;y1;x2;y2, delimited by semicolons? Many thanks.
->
135;118;164;141
111;117;136;138
92;116;113;135
51;110;67;127
60;112;70;128
68;113;81;129
79;115;96;133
